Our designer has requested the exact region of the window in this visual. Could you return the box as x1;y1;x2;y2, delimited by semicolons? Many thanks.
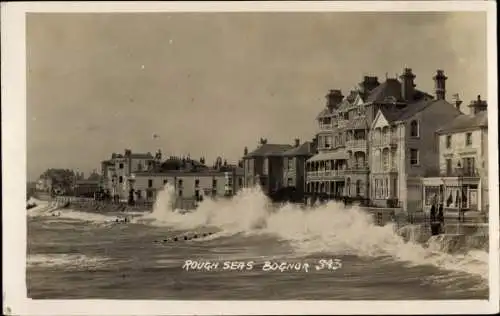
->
466;132;472;146
228;177;233;186
119;163;124;169
463;157;476;176
147;190;153;199
446;159;452;175
325;136;332;148
178;190;183;197
195;190;200;199
195;179;200;188
119;176;123;183
212;179;217;188
410;120;419;137
263;158;269;174
137;163;143;171
446;135;452;149
148;179;153;188
238;177;243;187
288;158;294;170
163;179;168;185
410;149;419;165
178;179;183;188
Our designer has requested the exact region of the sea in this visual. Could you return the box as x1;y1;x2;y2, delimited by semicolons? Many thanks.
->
27;185;489;300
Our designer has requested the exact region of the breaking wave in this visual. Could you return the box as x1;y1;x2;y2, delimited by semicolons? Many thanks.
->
137;184;489;280
27;253;110;270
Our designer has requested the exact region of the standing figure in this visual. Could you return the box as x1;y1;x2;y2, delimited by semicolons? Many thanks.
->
438;204;445;234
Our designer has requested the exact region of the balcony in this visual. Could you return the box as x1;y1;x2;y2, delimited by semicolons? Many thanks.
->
346;139;367;149
440;168;481;178
319;123;336;131
372;135;398;147
345;163;369;173
307;170;345;181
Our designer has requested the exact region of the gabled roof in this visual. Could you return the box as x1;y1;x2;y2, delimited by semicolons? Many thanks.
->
282;142;315;157
436;111;488;134
396;99;460;122
316;108;335;119
244;144;293;158
373;99;462;127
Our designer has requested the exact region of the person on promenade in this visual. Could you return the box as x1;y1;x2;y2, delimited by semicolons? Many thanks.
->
430;203;439;235
438;204;445;234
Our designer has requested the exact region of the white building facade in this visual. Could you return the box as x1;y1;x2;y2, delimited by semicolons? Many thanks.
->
422;96;488;214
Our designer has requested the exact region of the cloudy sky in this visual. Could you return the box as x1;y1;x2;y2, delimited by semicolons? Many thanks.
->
26;11;487;181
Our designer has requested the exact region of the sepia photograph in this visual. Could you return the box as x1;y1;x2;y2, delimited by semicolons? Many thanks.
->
2;1;498;315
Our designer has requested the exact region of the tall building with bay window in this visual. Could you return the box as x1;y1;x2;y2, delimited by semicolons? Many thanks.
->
306;68;463;212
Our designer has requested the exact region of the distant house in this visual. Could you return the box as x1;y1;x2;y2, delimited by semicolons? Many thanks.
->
101;149;156;201
74;179;101;197
281;139;316;199
242;138;293;195
422;95;488;213
129;156;244;208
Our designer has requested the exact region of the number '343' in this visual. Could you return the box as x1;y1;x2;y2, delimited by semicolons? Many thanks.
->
315;259;342;271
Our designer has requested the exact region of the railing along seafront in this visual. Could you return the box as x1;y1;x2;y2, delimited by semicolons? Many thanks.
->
52;196;154;212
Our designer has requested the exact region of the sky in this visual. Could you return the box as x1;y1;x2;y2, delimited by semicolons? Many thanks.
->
26;12;487;181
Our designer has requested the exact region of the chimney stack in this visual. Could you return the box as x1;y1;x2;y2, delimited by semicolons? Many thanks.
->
294;138;300;147
326;89;344;110
244;147;248;156
452;93;463;111
468;95;488;115
359;76;380;95
433;69;448;100
399;68;416;101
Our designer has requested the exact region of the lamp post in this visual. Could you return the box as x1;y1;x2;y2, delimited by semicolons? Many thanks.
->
111;173;117;204
128;174;136;206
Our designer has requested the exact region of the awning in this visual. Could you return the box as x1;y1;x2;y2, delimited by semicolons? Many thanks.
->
307;151;348;162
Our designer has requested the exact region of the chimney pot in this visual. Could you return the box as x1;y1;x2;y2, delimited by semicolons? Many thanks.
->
433;69;448;100
400;68;416;101
294;138;300;147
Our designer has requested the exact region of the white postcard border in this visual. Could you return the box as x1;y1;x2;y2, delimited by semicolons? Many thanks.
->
1;1;498;315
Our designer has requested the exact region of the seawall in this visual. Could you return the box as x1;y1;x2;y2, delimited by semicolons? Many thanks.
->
363;207;489;253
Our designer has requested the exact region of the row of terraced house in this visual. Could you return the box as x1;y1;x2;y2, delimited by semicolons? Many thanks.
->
242;68;489;214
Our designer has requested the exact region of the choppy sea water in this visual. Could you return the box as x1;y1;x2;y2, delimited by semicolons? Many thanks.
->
27;185;489;300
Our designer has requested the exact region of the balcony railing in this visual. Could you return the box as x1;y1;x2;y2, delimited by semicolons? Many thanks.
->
346;139;367;148
306;170;346;180
440;168;481;178
319;123;335;130
372;135;398;147
345;163;369;172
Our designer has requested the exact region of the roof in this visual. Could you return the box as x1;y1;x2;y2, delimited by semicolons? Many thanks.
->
308;151;348;162
376;99;461;124
365;79;403;103
346;116;368;130
337;98;353;111
129;153;154;159
244;143;293;158
436;111;488;134
316;108;335;119
282;142;315;157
